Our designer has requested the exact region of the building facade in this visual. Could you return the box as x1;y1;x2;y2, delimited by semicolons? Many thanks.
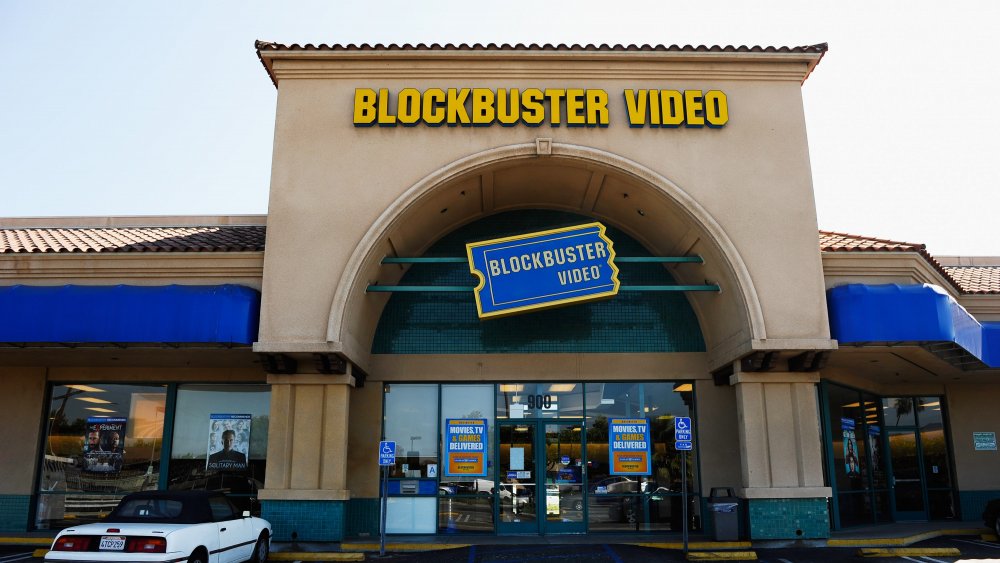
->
1;42;998;542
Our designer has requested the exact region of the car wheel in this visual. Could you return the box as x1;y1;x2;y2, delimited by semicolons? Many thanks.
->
994;516;1000;540
188;548;208;563
251;533;269;563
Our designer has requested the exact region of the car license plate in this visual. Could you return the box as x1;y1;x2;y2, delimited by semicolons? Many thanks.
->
99;536;126;551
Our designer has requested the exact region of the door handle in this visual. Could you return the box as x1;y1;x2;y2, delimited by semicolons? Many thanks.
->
220;528;227;532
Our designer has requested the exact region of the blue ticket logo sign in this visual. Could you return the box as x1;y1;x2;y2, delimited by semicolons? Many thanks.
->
466;223;620;319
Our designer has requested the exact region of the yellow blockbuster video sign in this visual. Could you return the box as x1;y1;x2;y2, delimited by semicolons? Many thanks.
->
353;88;728;128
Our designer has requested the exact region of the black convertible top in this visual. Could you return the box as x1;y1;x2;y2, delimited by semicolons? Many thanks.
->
105;490;231;524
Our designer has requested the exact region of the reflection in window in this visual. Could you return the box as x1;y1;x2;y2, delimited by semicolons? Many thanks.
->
384;384;438;478
440;384;495;516
36;384;167;530
167;385;270;515
584;382;699;532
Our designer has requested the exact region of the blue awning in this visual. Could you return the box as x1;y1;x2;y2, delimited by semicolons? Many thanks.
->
828;283;998;368
0;285;260;345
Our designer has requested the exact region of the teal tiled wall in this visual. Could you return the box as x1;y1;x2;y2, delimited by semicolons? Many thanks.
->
748;498;829;539
261;500;345;541
373;210;706;354
346;498;380;537
959;490;1000;523
0;495;30;532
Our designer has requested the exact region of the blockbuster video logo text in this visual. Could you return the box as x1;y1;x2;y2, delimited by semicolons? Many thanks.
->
353;87;729;128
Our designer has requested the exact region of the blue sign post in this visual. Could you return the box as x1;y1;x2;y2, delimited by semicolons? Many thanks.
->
377;441;395;556
466;222;620;319
674;417;694;553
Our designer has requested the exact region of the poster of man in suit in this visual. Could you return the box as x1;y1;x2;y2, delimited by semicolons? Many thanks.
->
206;414;250;471
82;417;126;473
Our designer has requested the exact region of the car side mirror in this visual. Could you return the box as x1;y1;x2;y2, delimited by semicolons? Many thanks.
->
242;510;251;518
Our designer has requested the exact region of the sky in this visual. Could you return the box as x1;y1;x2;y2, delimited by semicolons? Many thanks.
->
2;1;998;256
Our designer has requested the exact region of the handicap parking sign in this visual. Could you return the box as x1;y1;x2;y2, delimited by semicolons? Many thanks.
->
674;417;691;432
378;441;396;466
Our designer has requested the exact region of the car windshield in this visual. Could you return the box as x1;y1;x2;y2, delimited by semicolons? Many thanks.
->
111;498;184;520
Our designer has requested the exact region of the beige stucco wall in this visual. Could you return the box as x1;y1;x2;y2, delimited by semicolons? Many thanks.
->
0;367;47;495
256;50;833;370
944;383;1000;490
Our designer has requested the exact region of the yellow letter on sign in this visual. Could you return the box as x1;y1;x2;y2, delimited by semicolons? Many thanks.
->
354;88;377;126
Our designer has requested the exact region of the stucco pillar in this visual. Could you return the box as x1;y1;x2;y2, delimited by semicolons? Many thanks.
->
730;367;831;539
258;374;353;541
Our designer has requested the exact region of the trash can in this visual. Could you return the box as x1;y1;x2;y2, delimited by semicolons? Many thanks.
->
708;487;740;541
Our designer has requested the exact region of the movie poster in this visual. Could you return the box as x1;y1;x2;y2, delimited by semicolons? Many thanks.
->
842;417;860;477
868;424;882;473
83;417;126;473
206;414;250;471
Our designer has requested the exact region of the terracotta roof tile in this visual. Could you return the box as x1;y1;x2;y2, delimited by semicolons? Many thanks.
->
254;41;829;88
254;41;829;54
942;267;1000;295
819;230;1000;295
0;226;265;254
819;231;924;253
3;224;997;294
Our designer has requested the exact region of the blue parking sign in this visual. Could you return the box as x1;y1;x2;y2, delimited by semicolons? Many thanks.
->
378;441;396;466
674;417;692;432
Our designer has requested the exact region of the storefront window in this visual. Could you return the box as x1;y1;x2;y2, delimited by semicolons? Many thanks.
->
167;385;270;514
439;384;495;533
585;382;697;532
826;386;954;527
36;383;167;530
384;384;438;478
497;382;584;419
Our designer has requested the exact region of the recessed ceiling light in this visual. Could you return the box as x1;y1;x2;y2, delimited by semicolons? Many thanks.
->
76;397;112;404
66;384;104;393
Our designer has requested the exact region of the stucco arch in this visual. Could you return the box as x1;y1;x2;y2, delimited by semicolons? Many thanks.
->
327;141;765;368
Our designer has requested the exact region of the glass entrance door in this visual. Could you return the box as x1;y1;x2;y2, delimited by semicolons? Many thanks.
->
542;422;585;533
497;421;585;534
888;428;925;520
497;423;537;533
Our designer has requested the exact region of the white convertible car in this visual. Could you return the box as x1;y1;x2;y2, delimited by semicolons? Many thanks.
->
45;491;271;563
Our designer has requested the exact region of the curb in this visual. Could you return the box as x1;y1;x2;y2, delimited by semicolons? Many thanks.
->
827;527;987;548
686;551;757;561
0;538;52;546
857;547;962;558
340;543;469;552
270;553;365;561
632;542;752;550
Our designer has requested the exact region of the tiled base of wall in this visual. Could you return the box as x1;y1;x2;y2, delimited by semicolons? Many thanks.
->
748;498;829;539
959;490;1000;523
261;500;345;541
0;495;30;533
345;498;380;538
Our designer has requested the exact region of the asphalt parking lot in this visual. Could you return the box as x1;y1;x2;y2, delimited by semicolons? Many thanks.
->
11;536;1000;563
362;538;1000;562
